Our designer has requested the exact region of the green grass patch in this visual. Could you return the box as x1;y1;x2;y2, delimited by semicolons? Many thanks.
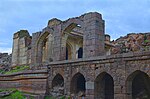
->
4;65;29;74
0;88;16;93
0;88;26;99
2;91;25;99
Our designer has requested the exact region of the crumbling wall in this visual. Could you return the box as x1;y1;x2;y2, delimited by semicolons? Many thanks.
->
0;53;11;73
11;30;31;67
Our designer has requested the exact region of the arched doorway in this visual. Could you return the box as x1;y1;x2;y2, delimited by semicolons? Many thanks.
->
126;70;150;99
42;36;48;62
36;32;53;64
63;23;83;60
51;74;64;96
95;72;114;99
70;73;86;97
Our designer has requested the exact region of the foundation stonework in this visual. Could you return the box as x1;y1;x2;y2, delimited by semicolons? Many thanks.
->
0;12;150;99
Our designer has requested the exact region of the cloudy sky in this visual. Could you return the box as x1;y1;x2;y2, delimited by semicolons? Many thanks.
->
0;0;150;54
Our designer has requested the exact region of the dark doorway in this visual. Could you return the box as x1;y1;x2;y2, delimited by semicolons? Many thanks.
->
52;74;64;88
78;47;83;58
71;73;86;95
95;72;114;99
132;71;150;99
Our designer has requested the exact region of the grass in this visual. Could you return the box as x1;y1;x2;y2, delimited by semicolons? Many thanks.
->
0;88;16;93
0;88;26;99
4;65;29;74
44;96;70;99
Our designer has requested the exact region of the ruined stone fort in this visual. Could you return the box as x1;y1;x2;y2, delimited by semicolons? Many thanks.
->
0;12;150;99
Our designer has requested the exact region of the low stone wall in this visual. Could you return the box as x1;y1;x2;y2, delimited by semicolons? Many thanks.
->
0;70;48;95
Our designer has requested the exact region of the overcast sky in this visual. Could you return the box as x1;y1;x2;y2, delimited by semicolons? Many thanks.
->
0;0;150;54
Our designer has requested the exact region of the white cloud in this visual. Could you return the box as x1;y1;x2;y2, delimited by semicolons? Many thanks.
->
0;47;12;54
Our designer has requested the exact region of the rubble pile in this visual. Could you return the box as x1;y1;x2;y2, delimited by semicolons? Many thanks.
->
0;53;12;73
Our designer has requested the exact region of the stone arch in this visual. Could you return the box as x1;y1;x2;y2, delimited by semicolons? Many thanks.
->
36;32;53;64
51;73;64;96
62;20;83;60
70;72;86;96
126;70;150;99
62;18;83;34
52;73;64;88
94;72;114;99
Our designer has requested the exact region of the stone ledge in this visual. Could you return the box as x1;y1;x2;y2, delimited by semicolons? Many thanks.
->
49;51;150;66
0;70;47;77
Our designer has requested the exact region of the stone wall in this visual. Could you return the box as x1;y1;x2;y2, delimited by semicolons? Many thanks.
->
0;70;47;95
48;51;150;99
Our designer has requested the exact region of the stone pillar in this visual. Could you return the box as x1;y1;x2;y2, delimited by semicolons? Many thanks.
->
60;34;67;60
83;12;105;58
37;41;43;65
31;32;41;68
12;33;19;66
114;85;126;99
64;66;71;97
52;25;62;61
12;30;30;67
86;81;94;99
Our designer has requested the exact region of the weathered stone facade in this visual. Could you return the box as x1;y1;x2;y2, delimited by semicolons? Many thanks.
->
0;12;150;99
48;51;150;99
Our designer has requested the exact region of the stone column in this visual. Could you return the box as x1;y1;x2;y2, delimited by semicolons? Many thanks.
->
83;12;105;58
12;33;19;66
114;85;126;99
37;41;43;65
86;81;95;99
52;25;62;61
31;32;41;68
60;34;68;60
64;66;71;97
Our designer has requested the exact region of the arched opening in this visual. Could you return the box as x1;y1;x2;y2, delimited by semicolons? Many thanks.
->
63;23;83;60
78;47;83;58
36;32;53;64
126;70;150;99
71;73;86;97
51;74;64;96
95;72;114;99
42;36;49;62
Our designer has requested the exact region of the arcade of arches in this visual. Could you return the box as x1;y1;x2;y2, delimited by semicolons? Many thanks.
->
48;52;150;99
50;70;150;99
